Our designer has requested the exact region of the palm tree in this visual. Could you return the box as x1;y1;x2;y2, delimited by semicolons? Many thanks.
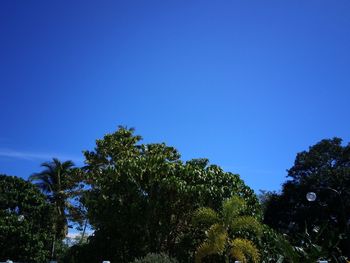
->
193;196;263;263
29;158;82;259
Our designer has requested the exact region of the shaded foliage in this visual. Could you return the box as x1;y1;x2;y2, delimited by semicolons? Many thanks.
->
131;252;178;263
258;225;299;263
0;174;55;262
263;138;350;261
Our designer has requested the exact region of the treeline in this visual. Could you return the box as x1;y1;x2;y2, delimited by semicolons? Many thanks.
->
0;127;349;262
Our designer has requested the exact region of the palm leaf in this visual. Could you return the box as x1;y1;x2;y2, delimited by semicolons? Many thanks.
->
195;223;228;263
193;207;219;226
195;242;214;263
231;238;260;263
230;216;263;237
194;195;263;263
206;223;228;252
29;173;54;193
222;196;246;225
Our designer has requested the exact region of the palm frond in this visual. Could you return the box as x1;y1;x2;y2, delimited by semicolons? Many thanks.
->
29;172;50;182
231;249;246;263
29;173;54;193
34;182;53;193
41;161;55;173
229;216;263;237
195;224;228;263
231;238;260;263
195;242;214;263
206;223;228;253
193;207;219;226
222;196;246;225
61;160;75;170
194;195;262;262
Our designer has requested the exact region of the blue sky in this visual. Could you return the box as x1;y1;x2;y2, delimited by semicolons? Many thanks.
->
1;0;350;193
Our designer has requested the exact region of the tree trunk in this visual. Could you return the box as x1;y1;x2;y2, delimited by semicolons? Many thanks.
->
80;218;88;244
51;233;56;261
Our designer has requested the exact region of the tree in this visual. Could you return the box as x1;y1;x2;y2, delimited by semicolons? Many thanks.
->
79;127;260;262
0;174;55;262
29;158;84;259
193;196;262;263
263;138;350;261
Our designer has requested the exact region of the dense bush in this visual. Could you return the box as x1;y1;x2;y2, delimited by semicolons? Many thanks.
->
131;253;178;263
0;174;55;263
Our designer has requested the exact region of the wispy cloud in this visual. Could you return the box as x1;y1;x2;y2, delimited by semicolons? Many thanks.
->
0;149;83;163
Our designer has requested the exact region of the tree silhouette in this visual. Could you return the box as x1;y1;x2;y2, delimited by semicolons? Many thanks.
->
29;158;83;259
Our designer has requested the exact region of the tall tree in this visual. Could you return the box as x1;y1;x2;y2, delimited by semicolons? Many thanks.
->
29;158;83;259
78;127;260;263
263;138;350;261
193;196;262;263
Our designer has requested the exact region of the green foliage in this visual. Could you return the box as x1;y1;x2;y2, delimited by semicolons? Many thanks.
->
60;242;95;263
229;216;262;236
194;196;262;263
131;253;178;263
0;174;55;262
192;207;219;227
29;158;84;241
79;127;260;262
258;225;299;263
231;238;259;263
263;138;350;261
222;195;246;220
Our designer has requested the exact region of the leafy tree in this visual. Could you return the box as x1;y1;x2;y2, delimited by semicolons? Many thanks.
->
263;138;350;261
60;242;93;263
193;196;262;263
0;174;55;262
79;127;260;262
29;158;84;259
258;225;300;263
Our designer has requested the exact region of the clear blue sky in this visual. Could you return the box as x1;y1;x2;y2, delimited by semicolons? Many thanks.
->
1;0;350;192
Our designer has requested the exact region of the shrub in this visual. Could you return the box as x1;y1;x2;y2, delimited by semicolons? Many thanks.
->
131;253;178;263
